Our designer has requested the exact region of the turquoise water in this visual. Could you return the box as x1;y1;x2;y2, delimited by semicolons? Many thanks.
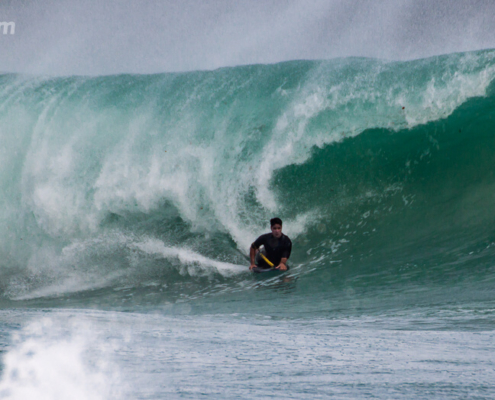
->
1;50;495;398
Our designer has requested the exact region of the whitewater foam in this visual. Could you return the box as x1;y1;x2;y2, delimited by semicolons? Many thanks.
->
0;316;122;400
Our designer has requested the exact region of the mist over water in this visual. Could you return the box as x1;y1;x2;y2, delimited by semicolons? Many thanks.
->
2;0;495;75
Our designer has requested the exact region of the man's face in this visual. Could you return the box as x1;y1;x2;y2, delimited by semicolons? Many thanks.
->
271;224;282;238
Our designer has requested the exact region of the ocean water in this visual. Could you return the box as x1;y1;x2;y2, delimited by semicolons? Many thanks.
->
1;49;495;398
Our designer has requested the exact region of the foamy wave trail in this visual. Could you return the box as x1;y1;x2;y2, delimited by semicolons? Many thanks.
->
1;49;495;311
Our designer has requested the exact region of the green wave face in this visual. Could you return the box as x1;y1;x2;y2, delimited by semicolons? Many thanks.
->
1;50;495;313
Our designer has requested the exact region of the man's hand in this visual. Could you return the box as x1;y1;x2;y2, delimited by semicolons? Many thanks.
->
249;264;257;270
276;263;287;271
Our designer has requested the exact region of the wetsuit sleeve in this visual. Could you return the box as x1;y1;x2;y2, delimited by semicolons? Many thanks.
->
281;237;292;259
251;234;265;249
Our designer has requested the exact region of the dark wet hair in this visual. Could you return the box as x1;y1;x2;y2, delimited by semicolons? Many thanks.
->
270;217;282;227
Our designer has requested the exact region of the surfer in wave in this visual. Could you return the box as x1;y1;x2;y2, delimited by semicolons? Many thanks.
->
249;218;292;272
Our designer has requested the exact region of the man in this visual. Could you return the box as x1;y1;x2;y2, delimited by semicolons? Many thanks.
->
249;217;292;271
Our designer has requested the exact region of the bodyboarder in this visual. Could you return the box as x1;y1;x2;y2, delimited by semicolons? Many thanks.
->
249;217;292;271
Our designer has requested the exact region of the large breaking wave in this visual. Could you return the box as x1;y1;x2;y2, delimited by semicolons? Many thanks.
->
1;49;495;312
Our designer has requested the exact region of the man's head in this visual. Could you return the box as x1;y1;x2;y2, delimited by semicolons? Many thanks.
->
270;217;283;238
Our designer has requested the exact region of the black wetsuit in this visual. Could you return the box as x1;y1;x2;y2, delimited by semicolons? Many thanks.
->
252;233;292;268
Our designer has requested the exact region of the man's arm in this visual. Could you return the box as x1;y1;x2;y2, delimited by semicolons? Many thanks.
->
276;257;288;271
276;237;291;271
249;244;258;270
